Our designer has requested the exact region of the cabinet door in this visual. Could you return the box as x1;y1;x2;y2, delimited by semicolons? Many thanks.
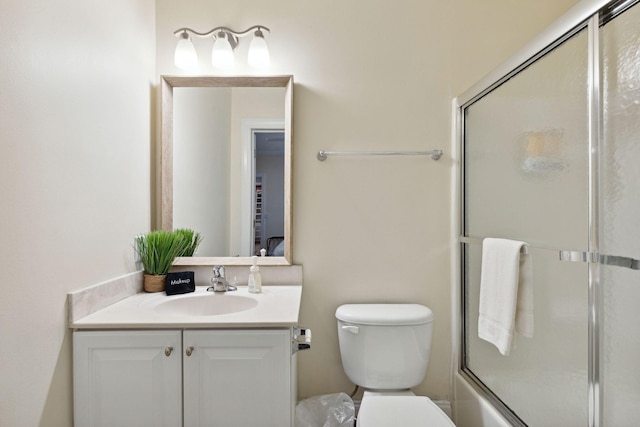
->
73;330;182;427
183;329;291;427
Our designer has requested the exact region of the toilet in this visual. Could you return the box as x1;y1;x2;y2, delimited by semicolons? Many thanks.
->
336;304;455;427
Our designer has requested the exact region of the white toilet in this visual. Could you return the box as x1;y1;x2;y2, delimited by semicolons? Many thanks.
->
336;304;455;427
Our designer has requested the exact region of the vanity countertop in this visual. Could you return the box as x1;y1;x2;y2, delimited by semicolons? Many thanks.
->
70;285;302;329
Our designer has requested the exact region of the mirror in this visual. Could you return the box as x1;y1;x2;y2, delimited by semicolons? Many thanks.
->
160;76;293;266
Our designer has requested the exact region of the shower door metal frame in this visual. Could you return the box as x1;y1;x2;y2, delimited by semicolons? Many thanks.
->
453;1;639;426
586;14;602;427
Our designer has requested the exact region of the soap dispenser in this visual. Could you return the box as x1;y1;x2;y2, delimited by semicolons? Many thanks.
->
248;255;262;294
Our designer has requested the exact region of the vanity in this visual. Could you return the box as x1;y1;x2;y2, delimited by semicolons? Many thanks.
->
70;74;300;426
70;285;304;427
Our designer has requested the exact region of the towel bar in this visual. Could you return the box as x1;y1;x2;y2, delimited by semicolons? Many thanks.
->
459;236;639;271
459;236;546;255
316;149;444;161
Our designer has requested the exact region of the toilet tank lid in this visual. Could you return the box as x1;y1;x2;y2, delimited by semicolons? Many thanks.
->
335;304;434;325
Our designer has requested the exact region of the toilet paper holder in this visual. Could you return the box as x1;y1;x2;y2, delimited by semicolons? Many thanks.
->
292;327;312;354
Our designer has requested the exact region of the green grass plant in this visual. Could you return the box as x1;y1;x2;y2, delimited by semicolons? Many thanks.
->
174;228;203;257
136;230;186;275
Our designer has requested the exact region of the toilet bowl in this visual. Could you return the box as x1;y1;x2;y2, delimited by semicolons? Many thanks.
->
336;304;456;427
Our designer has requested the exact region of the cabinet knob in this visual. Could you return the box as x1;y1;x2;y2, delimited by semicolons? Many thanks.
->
164;346;174;357
185;345;195;356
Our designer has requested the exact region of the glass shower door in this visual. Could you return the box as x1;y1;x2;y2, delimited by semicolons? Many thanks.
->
601;3;640;425
462;28;590;426
459;1;640;425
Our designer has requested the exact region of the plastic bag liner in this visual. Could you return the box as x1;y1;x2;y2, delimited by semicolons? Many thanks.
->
295;392;356;427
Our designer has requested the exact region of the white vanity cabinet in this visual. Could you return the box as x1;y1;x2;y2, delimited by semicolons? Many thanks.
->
73;330;183;427
73;329;294;427
183;329;293;426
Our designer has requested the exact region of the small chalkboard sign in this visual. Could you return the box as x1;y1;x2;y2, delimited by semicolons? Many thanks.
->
165;271;195;295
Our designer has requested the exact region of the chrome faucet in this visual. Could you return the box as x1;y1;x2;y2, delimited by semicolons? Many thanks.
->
207;265;237;292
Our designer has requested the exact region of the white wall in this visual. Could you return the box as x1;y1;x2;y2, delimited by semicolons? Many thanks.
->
0;1;155;425
174;87;232;256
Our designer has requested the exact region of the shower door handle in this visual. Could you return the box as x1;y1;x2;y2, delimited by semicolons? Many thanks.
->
599;254;640;270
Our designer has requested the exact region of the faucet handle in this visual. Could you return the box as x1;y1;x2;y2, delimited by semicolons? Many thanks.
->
213;265;225;278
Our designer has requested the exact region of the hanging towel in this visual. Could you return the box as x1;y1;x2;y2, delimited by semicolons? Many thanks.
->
478;238;534;356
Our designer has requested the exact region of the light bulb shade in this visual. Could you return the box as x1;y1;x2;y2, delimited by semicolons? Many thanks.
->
248;32;270;69
211;33;235;71
174;37;198;71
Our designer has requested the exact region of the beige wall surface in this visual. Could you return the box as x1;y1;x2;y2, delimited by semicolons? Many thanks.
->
0;1;155;426
157;0;579;402
450;0;581;96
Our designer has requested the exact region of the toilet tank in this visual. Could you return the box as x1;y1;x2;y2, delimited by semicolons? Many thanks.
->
335;304;434;390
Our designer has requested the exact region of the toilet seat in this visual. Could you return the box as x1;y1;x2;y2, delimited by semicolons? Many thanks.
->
357;396;456;427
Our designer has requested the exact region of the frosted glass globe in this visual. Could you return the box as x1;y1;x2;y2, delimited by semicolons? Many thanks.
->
248;34;270;69
174;37;198;71
211;35;235;71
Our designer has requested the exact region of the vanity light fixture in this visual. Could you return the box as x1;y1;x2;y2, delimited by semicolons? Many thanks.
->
173;26;271;71
247;28;270;69
174;31;198;71
211;30;235;71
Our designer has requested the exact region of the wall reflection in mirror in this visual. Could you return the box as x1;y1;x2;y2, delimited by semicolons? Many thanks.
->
160;76;293;265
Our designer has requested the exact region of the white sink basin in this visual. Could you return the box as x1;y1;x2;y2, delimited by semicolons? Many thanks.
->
153;293;258;316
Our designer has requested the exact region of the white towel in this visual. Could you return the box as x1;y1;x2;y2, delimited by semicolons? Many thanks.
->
478;238;534;356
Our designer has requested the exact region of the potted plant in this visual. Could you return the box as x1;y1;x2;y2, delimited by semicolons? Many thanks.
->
136;230;187;292
174;228;202;257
